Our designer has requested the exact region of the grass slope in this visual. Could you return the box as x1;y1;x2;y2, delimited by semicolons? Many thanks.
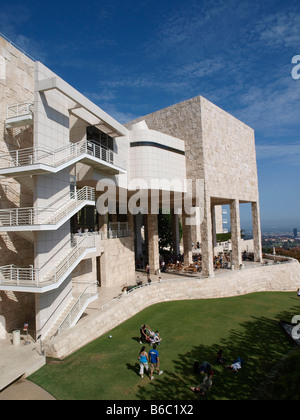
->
29;292;300;400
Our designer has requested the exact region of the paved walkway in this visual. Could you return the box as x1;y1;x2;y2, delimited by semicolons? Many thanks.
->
0;337;50;400
0;379;56;400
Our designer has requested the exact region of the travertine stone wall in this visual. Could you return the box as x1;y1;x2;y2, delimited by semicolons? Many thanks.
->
0;37;35;336
0;37;35;266
200;97;258;202
72;258;97;296
0;290;35;336
99;237;135;288
45;261;300;359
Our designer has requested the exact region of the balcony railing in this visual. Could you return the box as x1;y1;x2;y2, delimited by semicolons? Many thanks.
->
0;236;96;289
108;222;131;239
0;139;126;172
55;282;98;336
0;186;95;228
6;101;34;120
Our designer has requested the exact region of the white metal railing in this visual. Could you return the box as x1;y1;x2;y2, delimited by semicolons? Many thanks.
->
56;282;98;336
72;231;103;244
0;139;126;171
0;186;95;228
6;101;34;120
108;222;131;238
0;236;95;288
42;236;95;285
0;265;38;286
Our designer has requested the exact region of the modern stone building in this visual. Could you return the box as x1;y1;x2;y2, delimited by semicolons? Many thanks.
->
126;96;263;275
0;34;262;343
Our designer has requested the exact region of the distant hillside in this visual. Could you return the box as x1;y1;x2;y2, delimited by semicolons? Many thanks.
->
275;247;300;263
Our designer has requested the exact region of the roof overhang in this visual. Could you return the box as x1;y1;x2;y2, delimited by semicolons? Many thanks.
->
36;74;127;138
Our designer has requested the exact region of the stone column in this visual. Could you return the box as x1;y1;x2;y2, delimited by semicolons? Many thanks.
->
135;213;143;257
127;211;134;236
211;205;217;248
200;197;214;277
98;213;108;239
172;210;180;255
230;199;242;268
147;214;160;274
195;207;202;245
252;201;263;262
182;210;193;265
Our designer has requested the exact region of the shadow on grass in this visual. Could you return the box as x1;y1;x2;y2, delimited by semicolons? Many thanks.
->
135;305;299;400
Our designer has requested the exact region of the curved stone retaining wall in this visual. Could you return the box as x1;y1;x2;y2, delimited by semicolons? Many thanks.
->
45;261;300;359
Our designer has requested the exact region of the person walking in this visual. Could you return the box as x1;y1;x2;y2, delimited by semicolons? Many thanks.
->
139;324;149;344
149;344;163;380
297;288;300;300
138;346;149;379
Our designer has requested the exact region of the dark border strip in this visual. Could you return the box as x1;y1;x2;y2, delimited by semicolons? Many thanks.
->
130;141;185;156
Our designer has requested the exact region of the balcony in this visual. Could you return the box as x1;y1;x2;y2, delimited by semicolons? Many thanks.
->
6;102;34;129
0;235;96;293
0;186;95;232
108;222;131;239
0;139;127;177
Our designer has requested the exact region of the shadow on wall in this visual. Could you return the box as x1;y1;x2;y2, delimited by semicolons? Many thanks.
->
0;315;6;339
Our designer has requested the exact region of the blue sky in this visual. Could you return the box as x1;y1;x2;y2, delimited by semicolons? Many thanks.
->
1;0;299;231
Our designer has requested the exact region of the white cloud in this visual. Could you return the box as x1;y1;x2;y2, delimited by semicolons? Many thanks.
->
256;143;300;165
232;73;300;136
254;11;300;49
100;104;138;124
0;7;46;62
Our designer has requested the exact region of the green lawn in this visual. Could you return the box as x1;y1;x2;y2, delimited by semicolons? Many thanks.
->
29;292;300;400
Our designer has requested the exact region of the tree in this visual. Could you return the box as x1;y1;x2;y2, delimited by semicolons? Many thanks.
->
158;211;182;253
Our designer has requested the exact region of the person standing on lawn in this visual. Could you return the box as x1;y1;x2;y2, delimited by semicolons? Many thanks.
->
138;346;149;379
149;344;163;380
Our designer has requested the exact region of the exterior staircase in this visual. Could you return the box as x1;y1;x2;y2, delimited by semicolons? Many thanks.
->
42;297;77;342
0;235;96;292
0;139;126;177
43;282;98;342
0;186;95;231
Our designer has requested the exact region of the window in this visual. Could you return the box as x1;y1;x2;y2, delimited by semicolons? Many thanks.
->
86;126;114;151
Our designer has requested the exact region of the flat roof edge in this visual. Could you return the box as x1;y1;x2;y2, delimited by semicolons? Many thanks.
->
35;69;127;137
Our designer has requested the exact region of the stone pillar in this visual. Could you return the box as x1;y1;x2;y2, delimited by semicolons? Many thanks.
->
230;199;242;268
98;213;108;239
200;197;214;277
195;207;202;245
135;213;143;257
172;210;180;255
127;211;134;236
211;205;217;248
0;315;6;339
182;210;193;265
252;201;263;262
147;214;160;274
